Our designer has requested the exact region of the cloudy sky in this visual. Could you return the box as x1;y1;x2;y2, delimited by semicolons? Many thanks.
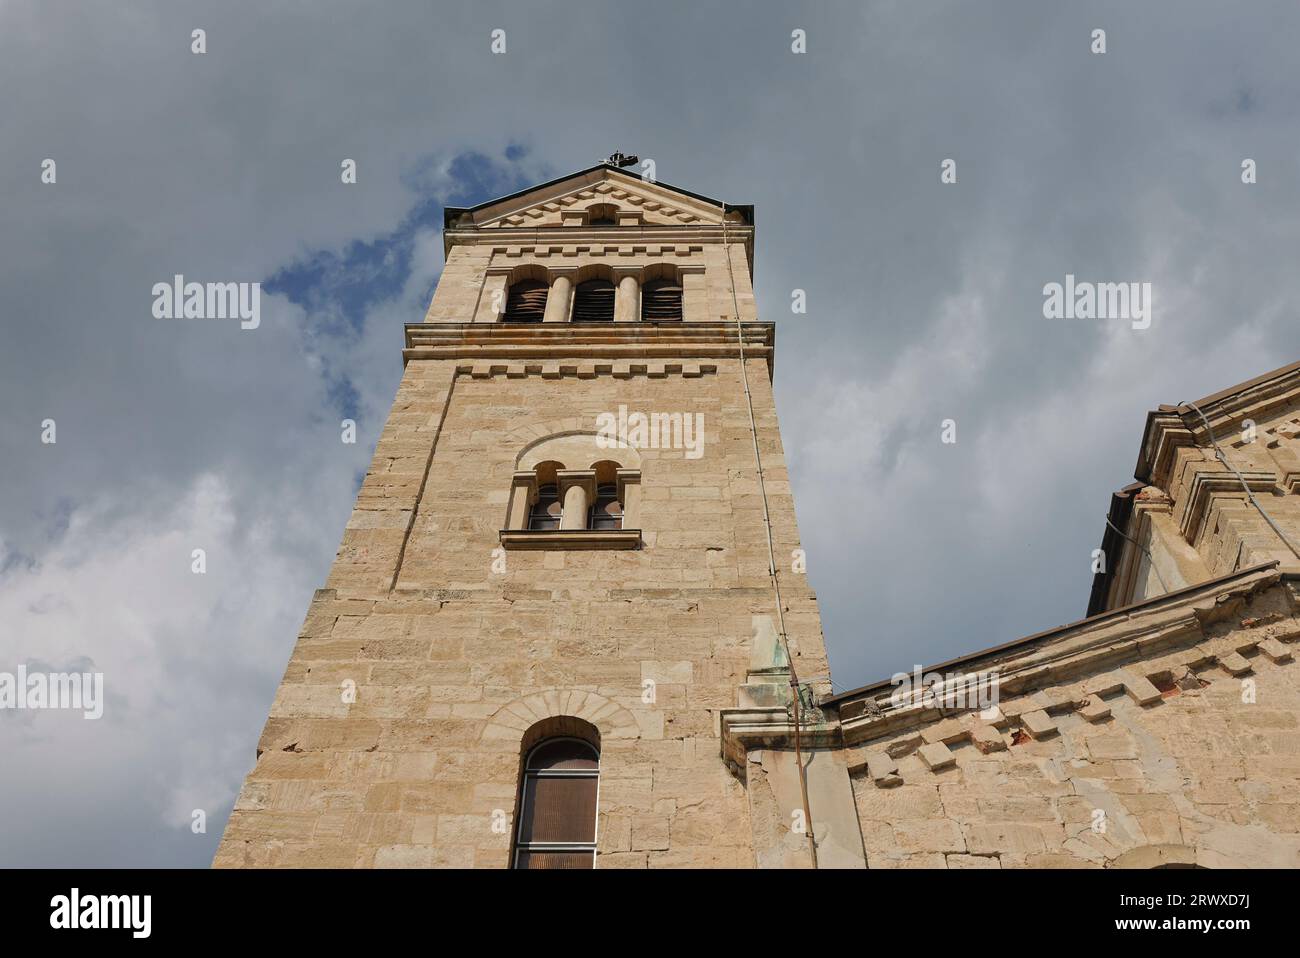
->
3;1;1299;867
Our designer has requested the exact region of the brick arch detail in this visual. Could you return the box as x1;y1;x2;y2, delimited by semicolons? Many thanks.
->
480;690;640;744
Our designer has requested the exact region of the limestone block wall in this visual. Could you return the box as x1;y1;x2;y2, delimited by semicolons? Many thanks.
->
215;354;829;868
844;576;1300;868
421;246;492;323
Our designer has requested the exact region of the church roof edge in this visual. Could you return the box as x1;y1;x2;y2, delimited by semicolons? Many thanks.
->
441;163;753;230
822;559;1283;709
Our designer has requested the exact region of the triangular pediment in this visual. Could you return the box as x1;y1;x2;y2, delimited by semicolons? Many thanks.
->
447;165;740;230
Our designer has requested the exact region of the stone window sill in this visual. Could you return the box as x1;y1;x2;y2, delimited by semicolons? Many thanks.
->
499;529;642;551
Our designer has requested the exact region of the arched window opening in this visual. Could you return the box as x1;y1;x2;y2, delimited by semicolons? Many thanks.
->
513;737;599;870
572;279;615;323
589;484;623;530
587;203;617;226
504;444;642;547
587;461;624;531
641;276;682;322
529;483;562;531
503;279;548;323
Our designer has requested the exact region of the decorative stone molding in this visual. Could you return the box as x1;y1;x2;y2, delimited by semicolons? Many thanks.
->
1177;467;1277;547
499;528;641;551
404;321;772;371
808;564;1300;787
471;174;726;229
492;243;705;258
505;417;606;452
717;706;841;776
515;431;641;472
460;361;714;380
1138;361;1300;489
479;689;640;743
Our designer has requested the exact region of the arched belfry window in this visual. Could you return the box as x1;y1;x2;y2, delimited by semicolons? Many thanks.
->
641;276;682;322
513;737;599;869
587;461;624;530
528;483;562;530
501;441;641;550
589;484;622;530
572;279;615;323
503;279;548;323
527;461;563;531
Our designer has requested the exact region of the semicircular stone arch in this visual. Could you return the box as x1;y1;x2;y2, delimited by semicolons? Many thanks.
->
1108;844;1202;869
480;689;640;745
510;419;642;472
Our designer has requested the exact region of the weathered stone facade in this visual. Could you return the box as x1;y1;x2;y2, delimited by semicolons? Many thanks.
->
217;164;1300;869
829;566;1300;869
215;164;833;869
811;358;1300;869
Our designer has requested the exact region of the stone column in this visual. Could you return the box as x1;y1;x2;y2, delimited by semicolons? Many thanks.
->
543;270;575;323
614;271;640;323
557;469;596;530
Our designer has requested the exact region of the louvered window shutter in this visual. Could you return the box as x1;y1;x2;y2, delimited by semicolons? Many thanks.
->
640;278;682;321
502;280;548;323
571;280;615;323
514;738;599;869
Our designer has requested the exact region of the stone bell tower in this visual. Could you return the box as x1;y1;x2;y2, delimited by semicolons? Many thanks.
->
215;158;863;869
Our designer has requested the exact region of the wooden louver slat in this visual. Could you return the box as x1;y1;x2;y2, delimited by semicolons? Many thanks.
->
572;280;615;323
503;280;548;323
640;278;682;321
514;738;599;870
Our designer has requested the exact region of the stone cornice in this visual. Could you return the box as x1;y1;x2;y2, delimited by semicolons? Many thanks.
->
828;566;1300;789
1137;360;1300;486
817;563;1290;751
499;529;641;551
447;224;752;251
1177;467;1278;547
1136;410;1195;490
403;322;775;376
718;707;843;775
448;165;737;228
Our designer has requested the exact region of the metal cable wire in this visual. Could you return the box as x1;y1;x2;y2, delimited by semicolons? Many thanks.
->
1180;400;1300;562
721;201;819;868
1103;513;1172;596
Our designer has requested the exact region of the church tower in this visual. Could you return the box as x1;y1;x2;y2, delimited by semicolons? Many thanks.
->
215;160;863;869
